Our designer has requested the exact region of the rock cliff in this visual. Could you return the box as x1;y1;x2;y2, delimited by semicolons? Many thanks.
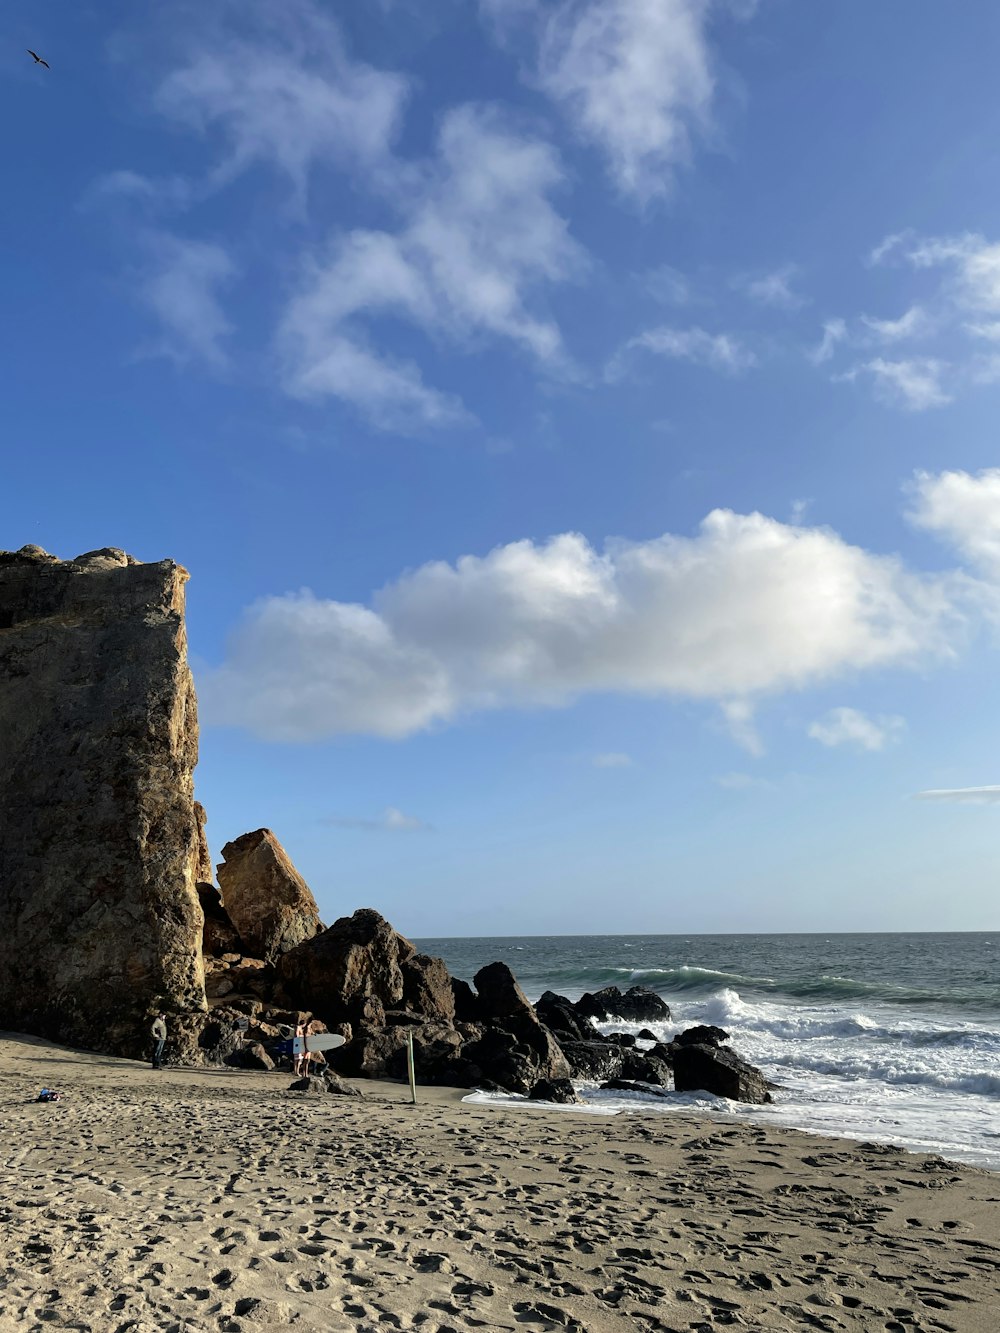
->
0;545;206;1055
217;829;322;963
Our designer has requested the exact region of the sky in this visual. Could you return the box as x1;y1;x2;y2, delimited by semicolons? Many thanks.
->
4;0;1000;936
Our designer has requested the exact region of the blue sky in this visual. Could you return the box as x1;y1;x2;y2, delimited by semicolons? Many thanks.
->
5;0;1000;935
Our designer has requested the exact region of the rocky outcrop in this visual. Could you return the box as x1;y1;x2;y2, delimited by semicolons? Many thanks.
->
0;545;206;1056
672;1041;771;1104
535;991;602;1043
575;985;670;1023
216;829;322;964
277;908;414;1027
528;1078;579;1104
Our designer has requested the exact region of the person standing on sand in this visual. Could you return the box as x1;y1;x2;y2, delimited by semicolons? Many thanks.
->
151;1013;167;1069
293;1022;305;1077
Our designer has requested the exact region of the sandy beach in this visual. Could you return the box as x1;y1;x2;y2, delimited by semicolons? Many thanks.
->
1;1033;998;1333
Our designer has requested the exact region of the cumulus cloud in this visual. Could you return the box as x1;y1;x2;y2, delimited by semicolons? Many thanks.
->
914;786;1000;804
610;325;756;378
279;104;583;427
908;468;1000;575
807;707;905;752
200;499;964;742
136;232;237;368
326;806;430;831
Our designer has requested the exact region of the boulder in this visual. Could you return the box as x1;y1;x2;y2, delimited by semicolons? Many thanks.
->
217;829;323;964
474;961;538;1025
558;1041;625;1082
672;1043;771;1104
288;1076;328;1094
401;954;456;1022
0;545;206;1057
225;1042;275;1071
534;991;601;1043
604;1031;637;1047
324;1069;362;1097
451;977;481;1022
575;985;670;1023
277;908;415;1027
618;1050;672;1087
673;1024;730;1048
528;1078;579;1104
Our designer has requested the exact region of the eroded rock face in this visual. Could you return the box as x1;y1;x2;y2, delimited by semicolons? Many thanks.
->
0;545;206;1056
216;829;322;964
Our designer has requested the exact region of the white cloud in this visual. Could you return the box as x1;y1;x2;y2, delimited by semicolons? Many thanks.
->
592;752;633;768
137;232;236;368
491;0;722;203
860;305;929;343
612;325;756;377
153;0;409;206
909;468;1000;574
279;104;583;427
807;707;905;752
200;500;963;742
809;318;848;365
327;806;430;831
914;786;1000;804
853;358;951;411
901;232;1000;315
740;265;804;310
719;699;763;756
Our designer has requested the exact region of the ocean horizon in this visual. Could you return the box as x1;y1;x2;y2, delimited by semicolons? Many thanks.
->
416;931;1000;1171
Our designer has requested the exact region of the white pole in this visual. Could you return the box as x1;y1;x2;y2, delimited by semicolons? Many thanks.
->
407;1032;417;1104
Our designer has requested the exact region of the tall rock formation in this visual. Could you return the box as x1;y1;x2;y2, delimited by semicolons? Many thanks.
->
0;545;207;1055
216;829;322;963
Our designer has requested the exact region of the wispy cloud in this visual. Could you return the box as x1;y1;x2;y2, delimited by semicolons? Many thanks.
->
914;786;1000;804
279;103;583;428
326;806;431;831
715;771;772;791
847;358;951;412
610;325;756;378
807;707;905;752
136;232;237;368
483;0;734;204
152;0;409;207
739;264;804;311
720;699;763;756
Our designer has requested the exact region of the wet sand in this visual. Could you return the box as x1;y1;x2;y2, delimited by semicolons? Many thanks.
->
1;1031;998;1332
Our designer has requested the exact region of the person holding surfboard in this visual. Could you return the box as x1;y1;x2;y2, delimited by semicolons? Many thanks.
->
293;1023;306;1076
151;1013;167;1069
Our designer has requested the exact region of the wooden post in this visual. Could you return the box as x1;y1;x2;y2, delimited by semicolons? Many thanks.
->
407;1031;417;1104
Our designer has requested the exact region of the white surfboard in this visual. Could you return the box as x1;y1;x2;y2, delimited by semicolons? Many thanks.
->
303;1033;347;1054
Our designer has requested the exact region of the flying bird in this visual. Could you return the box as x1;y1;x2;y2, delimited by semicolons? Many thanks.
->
27;50;50;69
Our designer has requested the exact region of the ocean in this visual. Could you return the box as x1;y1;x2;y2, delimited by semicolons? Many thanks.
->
415;932;1000;1171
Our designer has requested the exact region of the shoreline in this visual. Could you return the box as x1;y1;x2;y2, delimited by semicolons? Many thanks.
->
2;1032;999;1330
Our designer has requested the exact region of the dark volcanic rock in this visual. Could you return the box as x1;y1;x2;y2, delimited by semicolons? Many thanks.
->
277;908;415;1028
618;1050;672;1087
604;1031;637;1047
558;1040;625;1082
672;1043;771;1104
674;1024;730;1048
0;545;206;1057
528;1078;579;1104
217;829;322;964
225;1041;274;1071
575;985;670;1023
534;991;601;1043
450;977;481;1022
